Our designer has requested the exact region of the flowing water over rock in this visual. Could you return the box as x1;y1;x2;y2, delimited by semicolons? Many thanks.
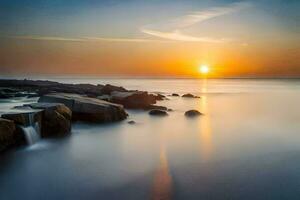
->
19;112;41;145
21;122;40;145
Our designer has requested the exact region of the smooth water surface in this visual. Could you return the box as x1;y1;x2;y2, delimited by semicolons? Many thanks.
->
1;79;300;200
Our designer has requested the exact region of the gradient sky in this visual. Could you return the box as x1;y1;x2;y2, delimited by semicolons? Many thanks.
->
0;0;299;77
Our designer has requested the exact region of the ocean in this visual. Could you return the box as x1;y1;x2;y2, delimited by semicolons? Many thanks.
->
1;78;300;200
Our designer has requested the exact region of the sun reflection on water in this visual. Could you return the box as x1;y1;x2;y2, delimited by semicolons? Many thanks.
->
152;144;172;200
199;79;213;162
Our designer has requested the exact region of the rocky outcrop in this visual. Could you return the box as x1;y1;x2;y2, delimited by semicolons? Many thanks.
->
0;118;16;152
149;109;168;116
39;93;128;123
26;103;72;137
110;91;157;109
182;93;200;98
0;79;107;97
100;84;127;95
185;110;202;117
0;87;36;99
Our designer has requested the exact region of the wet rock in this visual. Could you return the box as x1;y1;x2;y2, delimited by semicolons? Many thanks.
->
185;110;202;117
182;93;200;98
149;109;168;116
1;110;43;126
26;103;72;137
172;93;180;96
39;93;128;123
110;91;157;109
0;118;16;152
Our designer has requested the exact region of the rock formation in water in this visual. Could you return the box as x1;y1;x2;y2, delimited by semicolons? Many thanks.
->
185;110;202;117
0;118;16;152
149;109;168;116
26;103;72;137
0;79;165;110
182;93;200;98
39;93;128;123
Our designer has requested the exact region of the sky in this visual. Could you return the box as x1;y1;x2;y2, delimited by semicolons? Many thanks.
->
0;0;299;78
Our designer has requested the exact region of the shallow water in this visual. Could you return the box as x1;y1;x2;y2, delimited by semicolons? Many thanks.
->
1;79;300;200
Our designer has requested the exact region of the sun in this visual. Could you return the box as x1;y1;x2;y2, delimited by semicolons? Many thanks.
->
199;65;210;74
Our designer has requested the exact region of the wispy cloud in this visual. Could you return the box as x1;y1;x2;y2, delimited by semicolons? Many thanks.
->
2;2;251;44
141;2;251;42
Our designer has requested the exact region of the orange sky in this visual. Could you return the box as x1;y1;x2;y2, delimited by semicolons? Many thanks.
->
0;0;299;78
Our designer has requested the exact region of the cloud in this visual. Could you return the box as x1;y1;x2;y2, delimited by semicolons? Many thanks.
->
141;2;251;42
141;29;230;43
2;2;251;44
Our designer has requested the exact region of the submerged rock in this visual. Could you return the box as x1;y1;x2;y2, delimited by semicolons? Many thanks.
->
182;93;200;98
127;120;136;124
39;93;128;123
149;109;168;116
0;118;16;152
185;110;202;117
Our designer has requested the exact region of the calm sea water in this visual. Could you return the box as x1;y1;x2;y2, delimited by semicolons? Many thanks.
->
1;78;300;200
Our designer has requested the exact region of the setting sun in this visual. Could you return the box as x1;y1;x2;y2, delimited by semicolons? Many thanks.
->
199;65;210;74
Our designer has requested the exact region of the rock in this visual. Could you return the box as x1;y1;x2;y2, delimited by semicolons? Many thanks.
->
145;105;168;111
172;93;180;96
0;79;105;97
1;110;43;126
153;93;165;101
110;91;157;109
149;109;168;116
128;120;136;124
167;108;173;112
185;110;202;117
0;118;16;152
39;93;128;123
26;103;72;137
97;95;111;101
182;93;200;98
101;84;127;95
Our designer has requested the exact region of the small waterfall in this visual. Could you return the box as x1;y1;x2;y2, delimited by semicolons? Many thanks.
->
21;113;41;145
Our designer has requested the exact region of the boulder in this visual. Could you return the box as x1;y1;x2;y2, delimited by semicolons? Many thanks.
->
185;110;202;117
182;93;200;98
0;118;16;152
149;109;168;116
26;103;72;137
110;91;157;109
171;93;180;97
39;93;128;123
100;84;127;95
